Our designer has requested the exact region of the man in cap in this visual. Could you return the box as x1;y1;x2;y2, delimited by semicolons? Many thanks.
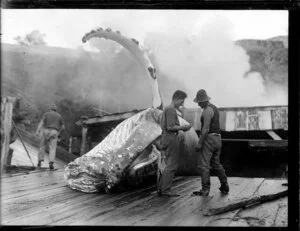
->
157;90;191;197
193;89;229;196
35;103;65;170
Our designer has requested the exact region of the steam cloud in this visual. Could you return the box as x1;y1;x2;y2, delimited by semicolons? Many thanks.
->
143;15;288;108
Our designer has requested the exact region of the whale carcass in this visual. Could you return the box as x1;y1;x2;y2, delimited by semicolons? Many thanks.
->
64;28;199;193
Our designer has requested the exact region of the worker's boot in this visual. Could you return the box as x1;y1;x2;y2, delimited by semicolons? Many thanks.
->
37;160;43;168
193;173;210;196
219;182;229;194
193;188;210;196
6;148;14;166
49;162;54;170
215;167;229;194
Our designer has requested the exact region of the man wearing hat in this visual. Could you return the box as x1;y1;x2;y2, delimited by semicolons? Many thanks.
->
157;90;191;197
193;89;229;196
35;103;65;170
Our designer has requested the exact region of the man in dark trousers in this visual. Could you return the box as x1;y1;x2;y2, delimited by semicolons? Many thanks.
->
35;104;65;170
193;89;229;196
157;90;191;197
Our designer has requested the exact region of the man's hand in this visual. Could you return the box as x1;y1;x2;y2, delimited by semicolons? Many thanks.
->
181;124;191;131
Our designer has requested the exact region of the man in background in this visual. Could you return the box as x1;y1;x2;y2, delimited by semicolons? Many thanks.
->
35;104;65;170
157;90;191;197
193;89;229;196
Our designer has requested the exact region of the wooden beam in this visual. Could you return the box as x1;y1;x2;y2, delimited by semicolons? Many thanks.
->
1;97;16;173
80;125;88;156
85;110;142;125
69;137;72;153
266;130;282;140
205;190;288;216
248;140;287;148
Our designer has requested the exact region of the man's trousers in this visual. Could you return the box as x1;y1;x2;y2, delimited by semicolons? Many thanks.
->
158;133;179;193
196;134;227;191
38;128;59;163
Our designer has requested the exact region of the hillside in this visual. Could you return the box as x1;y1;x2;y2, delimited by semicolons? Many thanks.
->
235;36;288;89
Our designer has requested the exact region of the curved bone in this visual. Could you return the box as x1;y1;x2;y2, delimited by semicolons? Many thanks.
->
82;28;162;109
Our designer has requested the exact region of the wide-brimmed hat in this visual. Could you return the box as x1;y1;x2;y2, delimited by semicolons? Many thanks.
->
193;89;211;103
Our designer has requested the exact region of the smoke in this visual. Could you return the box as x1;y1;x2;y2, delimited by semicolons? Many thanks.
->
144;14;288;107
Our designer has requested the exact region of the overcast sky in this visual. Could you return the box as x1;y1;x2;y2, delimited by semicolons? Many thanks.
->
1;10;288;49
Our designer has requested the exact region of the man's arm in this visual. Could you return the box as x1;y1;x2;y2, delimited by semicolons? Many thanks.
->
166;108;191;132
196;107;213;150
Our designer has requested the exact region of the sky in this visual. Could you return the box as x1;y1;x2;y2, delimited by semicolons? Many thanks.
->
1;10;288;48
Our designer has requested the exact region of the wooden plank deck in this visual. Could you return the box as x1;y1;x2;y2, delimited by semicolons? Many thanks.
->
1;169;288;226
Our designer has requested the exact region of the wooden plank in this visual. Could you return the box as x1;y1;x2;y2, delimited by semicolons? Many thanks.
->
271;108;288;130
143;176;243;226
1;170;286;227
166;177;263;226
203;178;265;226
258;111;272;130
2;183;67;207
266;131;282;140
225;111;237;131
2;191;97;225
47;184;167;225
1;174;66;198
1;97;15;172
207;190;287;216
2;188;87;224
1;169;64;187
83;177;203;226
53;177;191;225
98;177;253;226
226;179;287;227
273;197;288;227
4;177;180;225
80;125;87;155
139;177;224;226
85;111;141;125
1;178;66;198
248;140;287;148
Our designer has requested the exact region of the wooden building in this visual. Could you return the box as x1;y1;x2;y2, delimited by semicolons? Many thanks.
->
74;106;288;178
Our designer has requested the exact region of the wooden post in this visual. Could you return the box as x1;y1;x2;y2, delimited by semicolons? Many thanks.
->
1;97;16;173
80;116;88;156
69;136;73;153
80;125;88;156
